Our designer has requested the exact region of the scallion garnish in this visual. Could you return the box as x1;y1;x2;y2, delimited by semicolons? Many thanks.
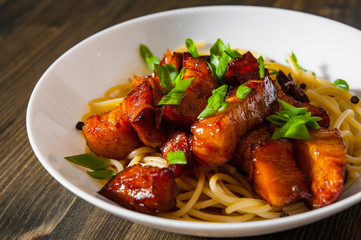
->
209;39;241;86
87;169;117;179
287;52;315;75
185;38;200;58
167;151;187;165
236;84;252;99
257;56;265;78
139;44;160;72
158;77;194;105
154;64;179;94
266;99;321;140
65;153;110;170
198;84;229;119
334;79;349;91
157;66;194;105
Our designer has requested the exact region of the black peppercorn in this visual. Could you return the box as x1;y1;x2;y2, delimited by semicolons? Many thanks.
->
299;83;306;90
75;121;85;130
350;96;359;104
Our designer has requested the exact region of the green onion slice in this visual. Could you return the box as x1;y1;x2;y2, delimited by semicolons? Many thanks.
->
334;79;349;91
198;84;229;119
236;84;252;99
158;77;194;105
185;38;200;58
65;153;110;170
154;64;179;94
266;99;321;140
139;44;160;72
167;151;187;165
209;39;241;86
257;56;265;78
87;170;117;179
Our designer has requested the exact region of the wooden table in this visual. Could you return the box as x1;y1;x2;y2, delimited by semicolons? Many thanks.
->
1;0;361;239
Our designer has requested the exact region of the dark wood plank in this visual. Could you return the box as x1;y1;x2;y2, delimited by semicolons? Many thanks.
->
1;0;361;239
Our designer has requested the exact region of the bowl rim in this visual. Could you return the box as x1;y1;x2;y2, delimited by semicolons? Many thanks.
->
26;5;361;236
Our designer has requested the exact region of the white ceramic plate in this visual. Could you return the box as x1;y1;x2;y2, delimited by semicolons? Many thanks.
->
27;6;361;237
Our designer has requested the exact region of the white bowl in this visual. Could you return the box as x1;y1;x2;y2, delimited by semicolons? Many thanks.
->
27;6;361;237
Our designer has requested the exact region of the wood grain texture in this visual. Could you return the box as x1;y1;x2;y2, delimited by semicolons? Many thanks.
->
1;0;361;239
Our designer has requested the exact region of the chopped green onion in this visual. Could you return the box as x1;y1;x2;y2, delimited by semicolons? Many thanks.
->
154;64;179;94
288;52;315;75
236;84;252;99
209;39;240;86
290;52;307;72
87;169;117;179
334;79;349;91
277;99;296;110
224;49;242;58
158;77;194;105
266;99;321;140
185;38;199;58
167;151;187;165
198;84;229;119
65;153;110;170
139;44;160;72
257;56;265;78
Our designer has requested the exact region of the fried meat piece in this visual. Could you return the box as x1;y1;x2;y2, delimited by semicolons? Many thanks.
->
160;49;183;71
160;131;192;178
98;164;178;215
293;128;347;209
191;77;279;166
250;139;310;207
83;105;142;160
230;124;272;177
162;52;217;128
123;81;166;147
224;51;264;86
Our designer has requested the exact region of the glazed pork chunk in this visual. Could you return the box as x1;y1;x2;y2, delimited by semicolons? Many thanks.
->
160;131;192;178
248;139;310;207
83;104;142;160
293;128;347;209
231;125;310;207
98;164;178;215
191;76;279;166
162;52;217;129
123;81;167;148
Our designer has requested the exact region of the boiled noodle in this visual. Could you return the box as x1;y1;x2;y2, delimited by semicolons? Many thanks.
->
83;49;361;222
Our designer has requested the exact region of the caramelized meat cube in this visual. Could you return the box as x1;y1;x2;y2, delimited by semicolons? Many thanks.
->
98;164;178;215
131;75;163;104
276;70;309;103
251;139;310;207
160;49;183;71
162;52;217;128
123;81;166;147
191;77;279;166
83;105;142;160
230;124;272;177
224;51;264;86
160;131;192;178
293;128;347;209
